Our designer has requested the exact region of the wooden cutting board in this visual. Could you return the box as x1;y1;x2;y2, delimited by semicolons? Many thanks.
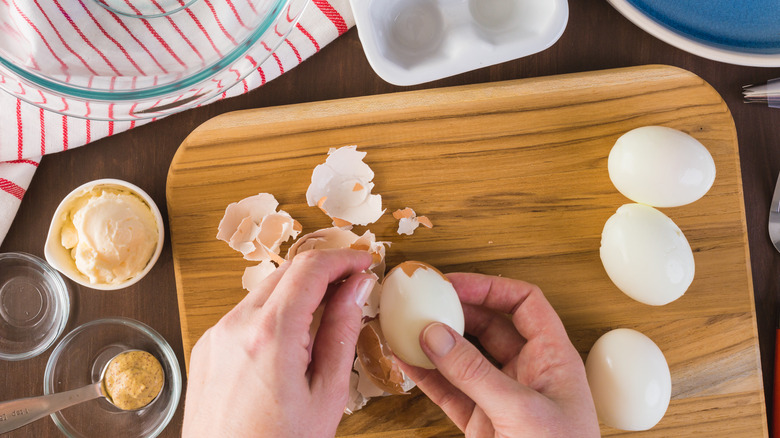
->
166;65;767;437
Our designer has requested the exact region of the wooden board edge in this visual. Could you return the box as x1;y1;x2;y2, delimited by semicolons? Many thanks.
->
167;65;702;146
166;167;194;374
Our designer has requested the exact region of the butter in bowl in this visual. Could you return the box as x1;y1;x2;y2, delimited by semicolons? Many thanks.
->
44;179;164;291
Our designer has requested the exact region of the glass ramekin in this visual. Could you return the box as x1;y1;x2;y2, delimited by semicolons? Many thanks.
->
0;252;70;361
44;318;182;438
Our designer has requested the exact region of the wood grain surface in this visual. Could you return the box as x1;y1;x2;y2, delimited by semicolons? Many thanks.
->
166;65;767;437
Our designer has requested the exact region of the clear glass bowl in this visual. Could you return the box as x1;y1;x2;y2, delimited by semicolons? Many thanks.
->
44;318;182;438
0;252;70;361
95;0;201;18
0;0;309;121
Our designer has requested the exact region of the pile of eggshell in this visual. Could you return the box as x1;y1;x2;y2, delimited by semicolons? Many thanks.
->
216;145;463;414
588;126;716;431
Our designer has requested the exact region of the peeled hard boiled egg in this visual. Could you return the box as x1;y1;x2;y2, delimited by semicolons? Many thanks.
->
608;126;715;207
600;203;694;306
379;261;465;369
585;328;671;431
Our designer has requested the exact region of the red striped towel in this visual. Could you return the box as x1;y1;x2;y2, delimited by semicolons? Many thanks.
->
0;0;354;245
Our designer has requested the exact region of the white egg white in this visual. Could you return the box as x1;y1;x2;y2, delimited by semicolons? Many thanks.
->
608;126;715;207
585;328;671;431
600;203;694;306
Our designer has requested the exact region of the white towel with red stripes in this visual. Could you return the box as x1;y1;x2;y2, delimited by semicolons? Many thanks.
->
0;0;354;246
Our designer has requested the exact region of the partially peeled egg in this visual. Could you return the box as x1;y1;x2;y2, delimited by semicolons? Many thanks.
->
379;261;464;369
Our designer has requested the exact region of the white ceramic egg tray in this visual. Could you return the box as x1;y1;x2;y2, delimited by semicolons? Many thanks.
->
349;0;569;86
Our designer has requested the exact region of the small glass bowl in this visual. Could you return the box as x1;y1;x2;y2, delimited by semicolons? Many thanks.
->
0;252;70;361
44;318;182;438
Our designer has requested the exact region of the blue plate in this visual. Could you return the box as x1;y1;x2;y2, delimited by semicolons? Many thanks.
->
608;0;780;66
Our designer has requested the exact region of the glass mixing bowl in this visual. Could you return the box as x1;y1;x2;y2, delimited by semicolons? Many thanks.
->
0;0;309;120
44;317;182;438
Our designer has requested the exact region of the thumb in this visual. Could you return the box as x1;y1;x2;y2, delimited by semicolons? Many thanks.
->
421;322;532;417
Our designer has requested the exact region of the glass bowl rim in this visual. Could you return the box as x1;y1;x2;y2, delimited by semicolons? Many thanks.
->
0;251;70;361
0;0;293;102
94;0;202;19
43;317;182;438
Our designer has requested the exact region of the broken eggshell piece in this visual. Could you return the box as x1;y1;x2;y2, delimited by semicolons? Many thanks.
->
305;146;385;227
217;193;302;262
286;226;389;318
241;261;277;294
393;207;433;236
356;319;416;395
217;193;302;292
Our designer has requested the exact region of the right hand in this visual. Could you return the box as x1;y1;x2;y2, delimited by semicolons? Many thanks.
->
398;273;599;437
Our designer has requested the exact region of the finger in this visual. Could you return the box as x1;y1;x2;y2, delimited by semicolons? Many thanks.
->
446;272;538;313
397;362;475;432
462;303;524;364
514;327;586;398
215;261;291;331
263;249;373;334
447;273;568;345
464;406;496;437
420;322;539;418
240;260;291;309
310;273;376;398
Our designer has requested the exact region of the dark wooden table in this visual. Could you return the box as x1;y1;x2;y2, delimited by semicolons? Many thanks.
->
2;0;779;436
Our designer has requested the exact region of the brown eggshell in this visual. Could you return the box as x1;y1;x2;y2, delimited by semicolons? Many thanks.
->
356;320;408;395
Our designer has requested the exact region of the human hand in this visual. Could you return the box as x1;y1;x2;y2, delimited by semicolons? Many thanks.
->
182;249;377;438
399;273;599;437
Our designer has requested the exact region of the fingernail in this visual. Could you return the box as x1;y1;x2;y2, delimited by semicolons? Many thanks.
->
355;277;375;307
423;323;455;357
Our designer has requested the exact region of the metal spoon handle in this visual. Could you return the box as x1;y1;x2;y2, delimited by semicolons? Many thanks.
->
0;382;103;433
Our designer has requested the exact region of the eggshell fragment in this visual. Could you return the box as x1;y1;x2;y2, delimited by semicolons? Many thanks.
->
380;261;465;369
245;212;301;262
585;328;671;431
608;126;716;207
353;358;388;399
287;227;389;318
356;320;412;395
228;217;261;255
217;193;278;242
241;261;277;294
306;146;385;227
600;203;694;306
217;193;301;269
345;371;370;415
393;207;433;236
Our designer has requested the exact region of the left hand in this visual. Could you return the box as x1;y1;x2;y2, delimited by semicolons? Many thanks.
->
182;249;377;438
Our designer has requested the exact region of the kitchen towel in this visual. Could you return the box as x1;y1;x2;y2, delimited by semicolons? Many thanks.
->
0;0;355;246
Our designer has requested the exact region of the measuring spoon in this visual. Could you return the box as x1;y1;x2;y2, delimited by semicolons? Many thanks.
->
0;349;164;433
